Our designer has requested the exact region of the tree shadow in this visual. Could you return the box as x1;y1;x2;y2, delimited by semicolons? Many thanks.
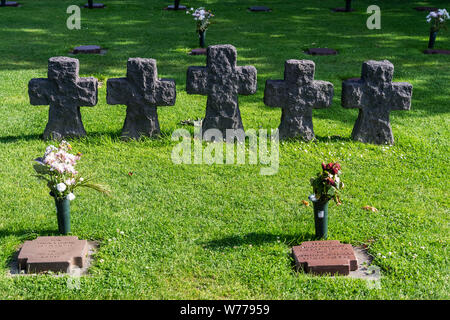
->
0;133;42;144
203;231;315;250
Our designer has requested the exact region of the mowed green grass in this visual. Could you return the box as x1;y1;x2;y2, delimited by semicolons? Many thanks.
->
0;0;449;299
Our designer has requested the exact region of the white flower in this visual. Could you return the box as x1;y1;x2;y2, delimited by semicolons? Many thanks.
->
65;178;75;186
56;183;67;192
44;145;57;157
430;11;438;18
66;193;76;201
79;177;84;182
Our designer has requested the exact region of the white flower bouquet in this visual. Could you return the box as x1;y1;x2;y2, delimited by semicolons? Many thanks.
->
33;140;110;201
426;9;449;32
186;7;214;33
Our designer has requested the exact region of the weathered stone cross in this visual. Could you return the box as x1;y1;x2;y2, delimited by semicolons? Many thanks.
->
107;58;176;139
28;57;98;140
263;60;334;141
342;60;412;145
186;44;257;139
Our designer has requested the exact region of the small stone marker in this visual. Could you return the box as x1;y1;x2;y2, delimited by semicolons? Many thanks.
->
189;48;207;56
107;58;176;139
424;49;450;55
186;44;257;139
332;0;354;12
264;60;334;141
18;236;88;273
248;6;272;12
292;240;357;275
72;45;102;54
342;60;413;145
413;7;438;12
305;48;338;56
0;1;19;7
84;0;105;9
28;57;98;140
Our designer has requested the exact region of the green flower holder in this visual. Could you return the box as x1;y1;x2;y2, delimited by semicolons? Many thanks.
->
51;193;71;235
309;195;329;239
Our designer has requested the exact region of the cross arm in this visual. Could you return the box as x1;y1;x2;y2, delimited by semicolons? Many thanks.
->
237;66;257;95
76;77;98;107
106;78;131;105
389;82;412;111
310;80;334;109
28;78;51;105
186;66;208;95
155;78;176;107
263;80;286;107
341;78;364;109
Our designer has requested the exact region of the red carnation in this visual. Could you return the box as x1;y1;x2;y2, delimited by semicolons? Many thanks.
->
326;177;336;186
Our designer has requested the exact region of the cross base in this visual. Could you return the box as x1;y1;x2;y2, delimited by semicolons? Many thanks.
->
278;115;316;141
43;105;88;141
352;111;394;145
120;105;161;140
202;115;244;141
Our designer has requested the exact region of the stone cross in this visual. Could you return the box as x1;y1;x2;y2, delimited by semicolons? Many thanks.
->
342;60;412;145
186;44;257;139
107;58;176;139
263;60;334;141
28;57;98;140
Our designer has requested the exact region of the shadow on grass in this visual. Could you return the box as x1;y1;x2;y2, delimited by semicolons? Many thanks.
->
203;231;315;250
0;228;59;240
0;133;42;143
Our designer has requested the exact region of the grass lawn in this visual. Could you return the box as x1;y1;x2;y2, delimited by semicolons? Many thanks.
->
0;0;448;299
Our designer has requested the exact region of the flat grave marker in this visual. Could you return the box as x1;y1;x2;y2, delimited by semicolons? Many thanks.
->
305;48;338;56
17;236;89;274
84;0;105;9
248;6;272;12
292;240;357;275
72;45;104;54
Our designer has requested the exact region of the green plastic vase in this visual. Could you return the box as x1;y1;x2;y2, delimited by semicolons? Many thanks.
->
309;195;329;239
428;29;438;49
54;196;71;234
199;30;206;48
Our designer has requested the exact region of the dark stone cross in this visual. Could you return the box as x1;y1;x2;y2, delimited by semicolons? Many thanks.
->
28;57;98;140
107;58;176;139
342;60;412;145
263;60;334;141
186;44;257;139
